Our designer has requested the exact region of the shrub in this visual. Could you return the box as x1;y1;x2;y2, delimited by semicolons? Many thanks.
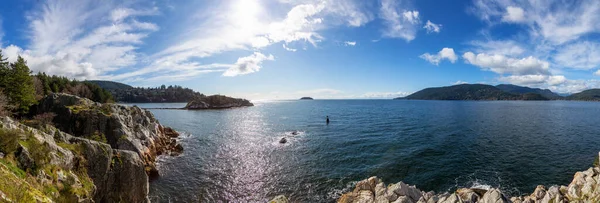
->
32;112;56;127
89;131;107;143
0;128;20;155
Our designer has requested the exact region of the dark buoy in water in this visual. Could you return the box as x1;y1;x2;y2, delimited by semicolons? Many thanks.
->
291;131;298;135
326;116;330;125
279;137;287;144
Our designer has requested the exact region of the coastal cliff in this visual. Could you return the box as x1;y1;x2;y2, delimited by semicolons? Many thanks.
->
0;93;182;202
335;154;600;203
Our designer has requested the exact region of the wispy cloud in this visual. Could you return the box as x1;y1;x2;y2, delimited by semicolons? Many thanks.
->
1;0;158;79
379;0;420;41
361;91;411;98
423;20;441;33
344;41;356;46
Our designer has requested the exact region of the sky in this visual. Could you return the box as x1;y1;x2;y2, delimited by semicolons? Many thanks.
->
2;0;600;100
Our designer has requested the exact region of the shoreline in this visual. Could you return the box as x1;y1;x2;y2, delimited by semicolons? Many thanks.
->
269;152;600;203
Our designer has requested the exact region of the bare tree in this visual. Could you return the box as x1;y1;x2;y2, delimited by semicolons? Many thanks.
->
32;77;44;100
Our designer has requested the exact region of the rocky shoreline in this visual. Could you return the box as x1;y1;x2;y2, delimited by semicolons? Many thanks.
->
0;93;183;202
271;152;600;203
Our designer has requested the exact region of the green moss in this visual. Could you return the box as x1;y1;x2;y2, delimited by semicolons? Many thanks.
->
57;142;82;155
594;154;599;167
0;158;26;178
100;104;112;116
66;105;87;114
72;172;95;197
111;152;123;168
0;164;50;203
88;131;107;144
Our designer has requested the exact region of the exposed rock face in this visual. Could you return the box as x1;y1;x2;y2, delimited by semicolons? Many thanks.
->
269;195;289;203
184;95;253;109
338;162;600;203
0;115;156;202
69;137;149;202
35;93;181;176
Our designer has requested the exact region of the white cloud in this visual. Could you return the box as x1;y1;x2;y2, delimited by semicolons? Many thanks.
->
472;0;600;45
223;52;274;77
322;0;374;27
498;75;566;86
403;11;419;24
423;20;441;33
546;79;600;93
110;7;159;23
420;48;457;65
554;41;600;70
468;40;525;57
453;80;468;85
146;1;329;81
596;70;600;76
0;0;158;79
379;0;420;41
462;52;550;75
283;44;297;52
344;41;356;46
501;6;525;23
361;91;411;98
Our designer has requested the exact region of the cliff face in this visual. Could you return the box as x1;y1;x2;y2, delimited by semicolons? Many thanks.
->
0;116;150;202
35;93;182;177
0;93;183;202
337;160;600;203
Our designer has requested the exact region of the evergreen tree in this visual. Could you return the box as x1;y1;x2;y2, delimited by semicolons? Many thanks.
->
0;50;10;89
8;56;36;114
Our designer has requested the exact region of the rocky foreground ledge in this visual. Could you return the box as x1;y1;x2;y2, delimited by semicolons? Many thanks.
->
271;153;600;203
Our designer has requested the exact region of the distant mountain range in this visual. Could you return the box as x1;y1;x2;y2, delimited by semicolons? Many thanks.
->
395;84;600;101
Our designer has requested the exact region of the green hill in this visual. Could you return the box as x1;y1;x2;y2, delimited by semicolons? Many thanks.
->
86;80;133;90
398;84;548;100
496;84;562;99
567;89;600;101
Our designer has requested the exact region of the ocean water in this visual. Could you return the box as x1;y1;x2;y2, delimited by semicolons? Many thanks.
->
134;100;600;202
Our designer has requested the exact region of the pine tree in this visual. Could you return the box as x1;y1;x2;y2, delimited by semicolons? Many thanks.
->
0;50;10;89
8;56;36;114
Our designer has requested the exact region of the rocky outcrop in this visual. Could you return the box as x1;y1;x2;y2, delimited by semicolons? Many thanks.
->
0;114;158;202
35;93;182;176
184;95;253;109
338;161;600;203
269;195;289;203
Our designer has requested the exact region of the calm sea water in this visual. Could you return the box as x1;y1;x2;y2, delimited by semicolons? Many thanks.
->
133;100;600;202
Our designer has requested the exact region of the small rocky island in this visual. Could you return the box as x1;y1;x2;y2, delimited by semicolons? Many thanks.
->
185;95;253;109
300;97;314;100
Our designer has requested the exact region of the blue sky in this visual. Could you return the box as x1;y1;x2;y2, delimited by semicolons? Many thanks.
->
2;0;600;100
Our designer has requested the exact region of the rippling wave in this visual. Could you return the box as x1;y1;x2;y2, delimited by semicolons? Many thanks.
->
142;100;600;202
